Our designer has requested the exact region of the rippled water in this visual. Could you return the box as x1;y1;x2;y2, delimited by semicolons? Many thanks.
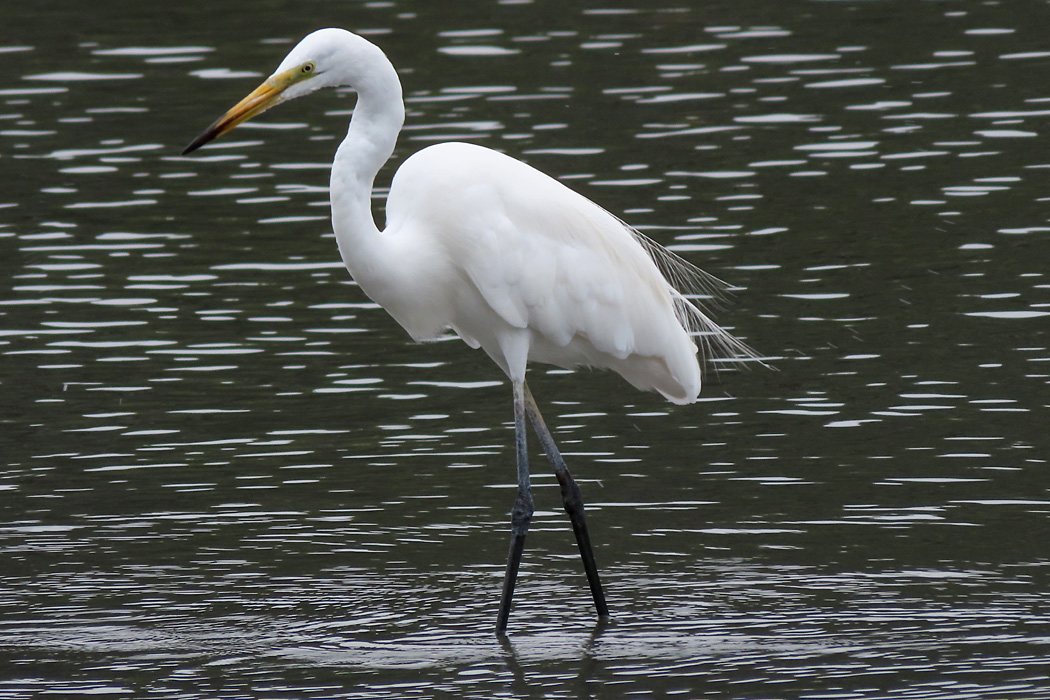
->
3;1;1049;698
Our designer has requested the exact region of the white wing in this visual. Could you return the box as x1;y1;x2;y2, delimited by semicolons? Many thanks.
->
383;142;753;404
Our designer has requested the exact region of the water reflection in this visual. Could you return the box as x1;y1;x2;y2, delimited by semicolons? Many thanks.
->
3;0;1050;698
3;555;1046;696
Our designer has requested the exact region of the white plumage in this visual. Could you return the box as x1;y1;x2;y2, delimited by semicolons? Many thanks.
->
380;141;714;403
183;27;755;634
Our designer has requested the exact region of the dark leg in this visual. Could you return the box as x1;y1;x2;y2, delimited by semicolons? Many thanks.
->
496;380;534;636
522;382;609;619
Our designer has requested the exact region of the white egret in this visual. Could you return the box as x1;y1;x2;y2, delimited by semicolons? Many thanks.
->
183;28;756;635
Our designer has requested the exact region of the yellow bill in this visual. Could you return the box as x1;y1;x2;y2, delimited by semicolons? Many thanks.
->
182;64;314;155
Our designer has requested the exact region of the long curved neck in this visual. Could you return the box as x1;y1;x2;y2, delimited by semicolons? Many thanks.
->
329;52;404;293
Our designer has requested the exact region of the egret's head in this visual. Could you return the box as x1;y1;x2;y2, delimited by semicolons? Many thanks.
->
182;28;369;154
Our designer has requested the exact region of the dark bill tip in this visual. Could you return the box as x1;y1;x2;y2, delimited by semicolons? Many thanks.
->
181;120;222;156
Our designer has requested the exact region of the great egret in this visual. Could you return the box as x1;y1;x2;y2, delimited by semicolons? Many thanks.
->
183;28;755;635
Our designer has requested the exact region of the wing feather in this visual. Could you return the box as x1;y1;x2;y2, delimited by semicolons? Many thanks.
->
384;141;756;401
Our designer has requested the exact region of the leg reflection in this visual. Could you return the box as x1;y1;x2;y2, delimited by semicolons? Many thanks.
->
497;618;610;698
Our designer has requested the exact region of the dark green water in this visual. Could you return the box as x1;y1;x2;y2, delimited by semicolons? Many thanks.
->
2;1;1048;698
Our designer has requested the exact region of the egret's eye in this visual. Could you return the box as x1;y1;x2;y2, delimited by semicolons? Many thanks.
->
302;61;315;74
